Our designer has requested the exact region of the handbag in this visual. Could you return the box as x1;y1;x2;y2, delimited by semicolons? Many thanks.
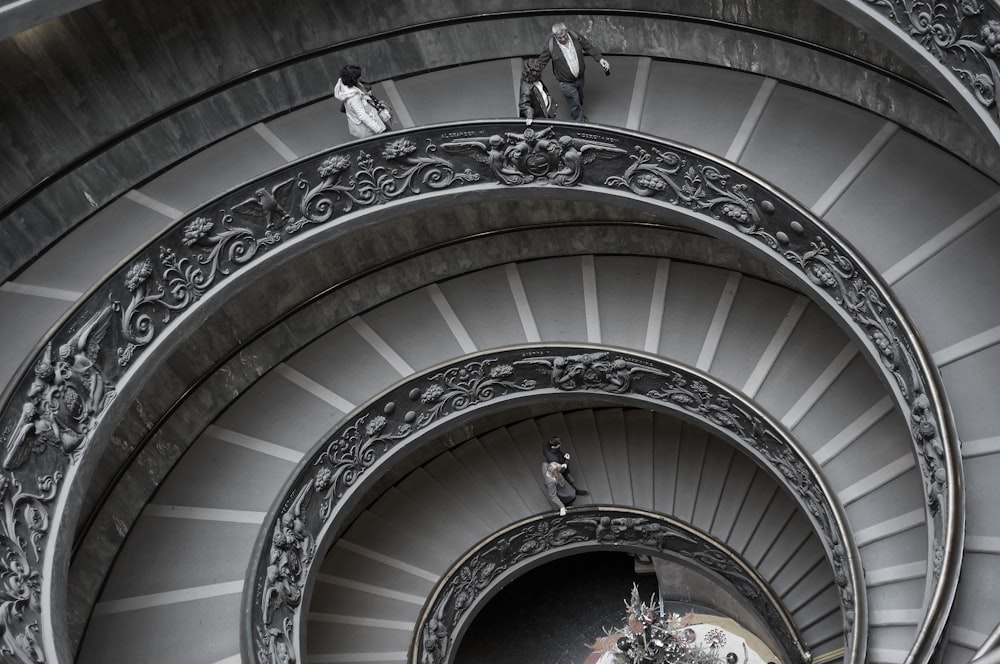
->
369;94;393;125
338;87;388;121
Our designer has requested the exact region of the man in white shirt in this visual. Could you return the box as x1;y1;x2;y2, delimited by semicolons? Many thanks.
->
535;22;610;121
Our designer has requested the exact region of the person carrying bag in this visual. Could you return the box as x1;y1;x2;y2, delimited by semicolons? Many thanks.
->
369;94;393;126
334;64;391;138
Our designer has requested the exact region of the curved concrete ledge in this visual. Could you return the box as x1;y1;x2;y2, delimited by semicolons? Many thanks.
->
1;9;989;282
66;221;786;648
0;0;915;202
414;507;812;663
255;347;858;663
0;121;959;663
820;0;1000;151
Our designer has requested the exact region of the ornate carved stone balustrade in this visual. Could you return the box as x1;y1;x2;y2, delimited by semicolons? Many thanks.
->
0;121;961;664
847;0;1000;145
248;347;856;664
412;507;810;664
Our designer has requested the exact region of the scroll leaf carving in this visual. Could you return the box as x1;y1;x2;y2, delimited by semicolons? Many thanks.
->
606;141;948;529
0;123;956;664
0;472;60;664
415;509;812;664
863;0;1000;118
251;348;862;664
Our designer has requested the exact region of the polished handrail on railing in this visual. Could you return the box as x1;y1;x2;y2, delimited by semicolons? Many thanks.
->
259;347;853;664
252;347;845;664
0;6;955;283
0;121;960;664
971;622;1000;663
411;507;812;664
854;0;1000;146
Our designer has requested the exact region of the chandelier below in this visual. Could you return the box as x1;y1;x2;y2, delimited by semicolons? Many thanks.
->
588;585;777;664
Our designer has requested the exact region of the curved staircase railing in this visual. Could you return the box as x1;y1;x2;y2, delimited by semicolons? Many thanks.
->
0;121;962;664
841;0;1000;148
413;506;812;664
3;4;995;282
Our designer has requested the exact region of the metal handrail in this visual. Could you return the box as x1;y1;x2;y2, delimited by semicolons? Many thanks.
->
0;7;949;281
411;507;813;664
0;121;961;664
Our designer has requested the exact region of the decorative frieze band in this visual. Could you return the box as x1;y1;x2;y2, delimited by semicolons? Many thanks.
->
0;122;959;664
859;0;1000;136
247;347;860;664
413;507;811;664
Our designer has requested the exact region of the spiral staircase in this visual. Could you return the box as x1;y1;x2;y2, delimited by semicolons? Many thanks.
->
2;3;1000;664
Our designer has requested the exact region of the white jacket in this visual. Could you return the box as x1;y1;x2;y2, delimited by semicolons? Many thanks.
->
333;78;386;138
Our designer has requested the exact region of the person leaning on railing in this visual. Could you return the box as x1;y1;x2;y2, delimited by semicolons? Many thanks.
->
518;58;557;126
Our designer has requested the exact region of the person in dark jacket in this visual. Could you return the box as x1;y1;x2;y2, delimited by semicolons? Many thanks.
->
518;58;557;125
535;22;610;121
543;436;589;496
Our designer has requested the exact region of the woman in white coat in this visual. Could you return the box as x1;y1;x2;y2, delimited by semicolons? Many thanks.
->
334;64;389;138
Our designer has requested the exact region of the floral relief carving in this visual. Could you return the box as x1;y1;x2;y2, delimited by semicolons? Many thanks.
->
0;123;956;664
298;140;479;228
0;472;60;663
309;359;537;521
606;141;949;527
413;359;537;427
251;347;861;664
114;141;479;371
415;509;811;664
606;146;771;245
863;0;1000;118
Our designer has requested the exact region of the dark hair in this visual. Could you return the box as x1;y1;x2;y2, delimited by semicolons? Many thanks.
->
522;58;541;83
339;64;363;88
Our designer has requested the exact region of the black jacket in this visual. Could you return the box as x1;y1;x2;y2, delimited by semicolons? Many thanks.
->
543;442;570;466
518;80;557;119
536;30;603;82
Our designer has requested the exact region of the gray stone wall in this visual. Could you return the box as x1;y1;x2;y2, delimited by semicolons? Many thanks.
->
0;2;949;283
